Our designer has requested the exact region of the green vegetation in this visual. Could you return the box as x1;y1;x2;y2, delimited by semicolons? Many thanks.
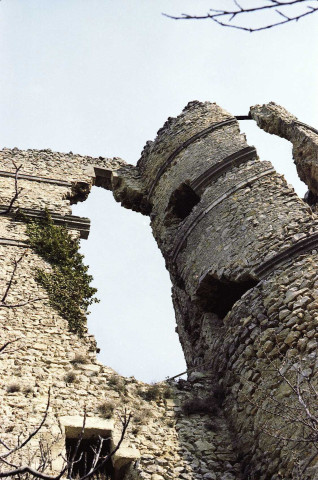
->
26;210;98;335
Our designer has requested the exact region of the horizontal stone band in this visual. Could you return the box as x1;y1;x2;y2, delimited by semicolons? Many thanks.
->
191;146;257;194
0;170;72;187
0;237;28;247
253;231;318;279
294;120;318;136
171;167;275;262
147;118;237;199
0;206;90;239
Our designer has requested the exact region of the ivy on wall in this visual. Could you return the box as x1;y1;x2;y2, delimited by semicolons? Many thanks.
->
25;210;99;335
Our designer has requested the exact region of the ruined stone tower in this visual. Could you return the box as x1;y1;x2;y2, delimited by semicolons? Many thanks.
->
1;101;318;479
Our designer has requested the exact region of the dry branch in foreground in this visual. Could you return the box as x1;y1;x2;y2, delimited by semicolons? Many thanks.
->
164;0;318;32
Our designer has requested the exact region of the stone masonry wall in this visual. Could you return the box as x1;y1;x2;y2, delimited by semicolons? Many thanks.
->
2;100;318;479
250;102;318;196
132;101;318;479
0;147;241;480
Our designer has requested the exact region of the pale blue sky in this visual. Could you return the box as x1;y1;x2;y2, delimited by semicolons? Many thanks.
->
1;0;317;381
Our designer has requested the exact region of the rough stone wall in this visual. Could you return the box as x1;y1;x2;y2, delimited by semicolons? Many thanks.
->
2;100;318;479
131;101;318;479
0;147;241;480
250;102;318;196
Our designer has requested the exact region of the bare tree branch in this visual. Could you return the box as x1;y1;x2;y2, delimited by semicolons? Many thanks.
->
163;0;318;32
0;404;132;480
1;254;25;304
79;409;132;480
238;338;318;470
0;161;23;215
0;253;47;309
0;390;51;461
0;298;46;309
0;338;21;355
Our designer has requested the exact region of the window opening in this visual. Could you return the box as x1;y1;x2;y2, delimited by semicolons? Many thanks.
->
164;182;200;226
196;274;257;319
66;435;114;479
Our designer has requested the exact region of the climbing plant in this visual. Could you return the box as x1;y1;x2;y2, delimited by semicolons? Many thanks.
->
25;210;98;335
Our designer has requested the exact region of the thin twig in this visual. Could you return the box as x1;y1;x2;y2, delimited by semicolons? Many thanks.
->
1;254;25;304
0;390;51;460
0;253;47;308
0;161;23;215
0;338;21;354
163;0;318;32
0;297;47;309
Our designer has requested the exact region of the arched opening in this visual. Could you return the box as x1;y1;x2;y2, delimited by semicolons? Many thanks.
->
72;187;186;382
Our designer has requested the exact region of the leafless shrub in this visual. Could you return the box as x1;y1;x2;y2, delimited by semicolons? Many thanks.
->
70;353;88;365
132;407;153;425
23;386;34;395
6;383;21;394
239;341;318;477
64;371;76;384
162;385;173;399
182;395;219;416
137;383;172;402
107;375;125;393
0;388;131;479
98;400;115;419
131;426;140;435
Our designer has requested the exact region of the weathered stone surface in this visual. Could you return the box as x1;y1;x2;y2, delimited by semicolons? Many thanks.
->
2;100;318;479
250;101;318;196
0;140;242;480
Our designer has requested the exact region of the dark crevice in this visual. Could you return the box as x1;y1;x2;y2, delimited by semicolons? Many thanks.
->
304;189;318;207
196;274;257;319
164;182;200;226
